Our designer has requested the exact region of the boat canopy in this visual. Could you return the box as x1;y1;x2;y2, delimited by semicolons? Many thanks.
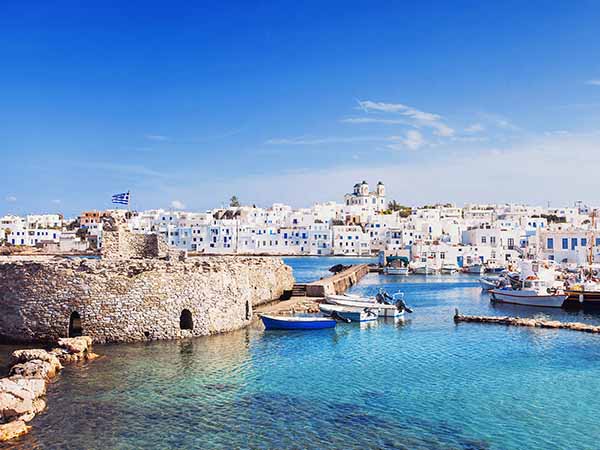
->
387;256;409;264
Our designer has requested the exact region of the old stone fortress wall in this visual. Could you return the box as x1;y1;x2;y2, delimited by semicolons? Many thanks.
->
0;222;294;344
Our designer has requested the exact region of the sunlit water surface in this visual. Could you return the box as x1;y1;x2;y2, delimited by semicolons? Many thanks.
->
2;258;600;449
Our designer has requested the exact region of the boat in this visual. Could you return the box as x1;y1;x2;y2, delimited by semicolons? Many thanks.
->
489;261;567;308
479;275;502;291
385;266;409;276
484;259;506;273
464;263;484;274
325;297;404;318
260;314;337;330
490;285;568;308
384;255;410;276
441;263;458;275
319;304;379;322
411;262;437;275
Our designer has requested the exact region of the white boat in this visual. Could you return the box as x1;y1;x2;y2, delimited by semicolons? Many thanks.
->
489;261;567;308
319;304;379;322
464;264;484;274
441;263;458;275
411;262;437;275
489;286;567;308
385;266;409;276
325;297;404;318
479;276;501;291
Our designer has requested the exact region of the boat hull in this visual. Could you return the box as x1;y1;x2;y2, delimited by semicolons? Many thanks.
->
489;290;567;308
260;315;336;330
385;267;409;276
325;297;404;318
319;304;378;322
564;290;600;309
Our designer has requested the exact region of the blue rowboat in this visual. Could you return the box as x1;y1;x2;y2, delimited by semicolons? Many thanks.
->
260;314;337;330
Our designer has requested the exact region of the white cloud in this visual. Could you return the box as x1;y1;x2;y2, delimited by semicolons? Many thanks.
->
340;117;410;125
170;200;186;209
479;113;519;131
388;130;425;150
356;100;455;137
184;132;600;208
52;199;61;204
145;135;170;141
5;195;16;203
585;79;600;86
265;136;387;145
465;123;485;133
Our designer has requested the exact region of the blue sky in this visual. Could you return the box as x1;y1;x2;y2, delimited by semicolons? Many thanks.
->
2;1;600;216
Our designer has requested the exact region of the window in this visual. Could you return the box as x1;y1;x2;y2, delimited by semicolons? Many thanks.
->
481;236;486;244
571;238;577;250
582;238;587;247
562;238;568;250
547;238;554;249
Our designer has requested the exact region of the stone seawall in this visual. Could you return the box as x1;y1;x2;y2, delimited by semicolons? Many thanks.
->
0;256;293;344
305;264;370;297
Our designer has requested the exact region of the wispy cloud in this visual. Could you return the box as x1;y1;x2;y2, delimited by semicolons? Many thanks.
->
465;123;485;133
585;79;600;86
356;100;455;137
170;200;186;209
265;136;388;145
5;195;17;203
79;162;168;178
340;117;410;125
51;199;61;204
145;135;170;141
388;130;426;151
479;113;519;131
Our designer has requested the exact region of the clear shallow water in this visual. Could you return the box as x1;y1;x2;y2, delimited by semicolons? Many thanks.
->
4;261;600;449
283;256;377;283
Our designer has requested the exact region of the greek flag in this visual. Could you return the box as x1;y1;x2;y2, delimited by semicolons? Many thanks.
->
111;191;130;205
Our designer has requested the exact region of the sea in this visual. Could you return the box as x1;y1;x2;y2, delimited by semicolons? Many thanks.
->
2;256;600;449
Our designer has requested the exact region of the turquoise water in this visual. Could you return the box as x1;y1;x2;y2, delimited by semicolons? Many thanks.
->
283;256;377;283
4;259;600;449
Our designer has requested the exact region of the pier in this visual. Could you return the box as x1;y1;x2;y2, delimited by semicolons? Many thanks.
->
255;264;370;316
454;309;600;334
305;264;370;297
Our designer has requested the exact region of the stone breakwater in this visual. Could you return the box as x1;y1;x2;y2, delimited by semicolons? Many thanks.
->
454;310;600;334
0;255;293;344
0;336;97;442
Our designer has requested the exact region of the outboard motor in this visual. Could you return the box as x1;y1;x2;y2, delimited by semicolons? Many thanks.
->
396;298;413;314
330;311;351;323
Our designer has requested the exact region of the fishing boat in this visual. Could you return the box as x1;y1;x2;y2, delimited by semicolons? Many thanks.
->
411;262;437;275
464;263;484;275
384;256;409;275
385;266;409;276
325;297;404;318
484;259;506;273
479;275;502;291
319;304;379;322
260;314;337;330
489;261;567;308
441;263;458;275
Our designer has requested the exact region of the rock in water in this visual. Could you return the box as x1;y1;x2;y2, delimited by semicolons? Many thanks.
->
0;379;34;422
11;349;62;374
58;336;92;354
0;420;31;441
9;360;57;380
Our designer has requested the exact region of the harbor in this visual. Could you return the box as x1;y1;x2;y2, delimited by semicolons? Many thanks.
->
3;258;600;449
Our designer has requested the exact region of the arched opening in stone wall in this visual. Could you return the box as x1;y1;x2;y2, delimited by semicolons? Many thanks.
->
69;311;83;337
180;309;193;330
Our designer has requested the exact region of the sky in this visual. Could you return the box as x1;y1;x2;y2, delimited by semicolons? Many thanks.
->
2;0;600;216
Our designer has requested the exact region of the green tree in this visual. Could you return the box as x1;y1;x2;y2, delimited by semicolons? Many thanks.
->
230;196;240;207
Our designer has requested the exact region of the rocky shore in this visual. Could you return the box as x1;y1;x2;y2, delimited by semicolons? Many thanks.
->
454;309;600;334
0;336;98;442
